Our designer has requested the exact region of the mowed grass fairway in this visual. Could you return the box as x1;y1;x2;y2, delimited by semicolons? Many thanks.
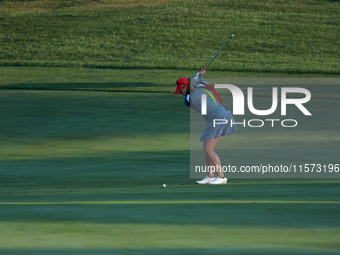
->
0;89;339;254
1;0;340;254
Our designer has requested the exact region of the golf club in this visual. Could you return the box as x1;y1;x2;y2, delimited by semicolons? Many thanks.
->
203;34;234;71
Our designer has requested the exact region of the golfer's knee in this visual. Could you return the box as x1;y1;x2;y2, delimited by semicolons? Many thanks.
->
203;143;214;154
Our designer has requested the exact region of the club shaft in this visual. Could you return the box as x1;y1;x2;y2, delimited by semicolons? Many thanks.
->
204;34;234;70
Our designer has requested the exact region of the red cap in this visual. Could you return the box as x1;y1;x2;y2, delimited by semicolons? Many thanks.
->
174;77;189;95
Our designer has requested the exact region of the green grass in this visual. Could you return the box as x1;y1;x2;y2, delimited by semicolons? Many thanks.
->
0;1;339;254
1;0;339;74
2;67;338;94
0;89;339;254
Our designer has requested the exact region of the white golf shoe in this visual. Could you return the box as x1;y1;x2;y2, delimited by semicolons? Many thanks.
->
208;176;227;185
196;176;215;184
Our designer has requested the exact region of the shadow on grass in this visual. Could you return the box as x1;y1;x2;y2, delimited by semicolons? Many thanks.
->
0;82;173;93
0;151;339;229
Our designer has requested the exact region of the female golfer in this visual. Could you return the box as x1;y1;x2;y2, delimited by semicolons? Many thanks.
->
174;69;237;184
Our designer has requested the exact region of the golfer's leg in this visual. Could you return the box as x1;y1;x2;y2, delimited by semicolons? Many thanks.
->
203;137;224;178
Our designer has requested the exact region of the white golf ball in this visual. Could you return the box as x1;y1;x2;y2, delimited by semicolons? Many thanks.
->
163;184;166;188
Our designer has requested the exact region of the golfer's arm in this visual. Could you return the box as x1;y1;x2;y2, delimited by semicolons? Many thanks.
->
199;76;207;85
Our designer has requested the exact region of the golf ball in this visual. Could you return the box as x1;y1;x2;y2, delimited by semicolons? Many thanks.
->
163;184;166;188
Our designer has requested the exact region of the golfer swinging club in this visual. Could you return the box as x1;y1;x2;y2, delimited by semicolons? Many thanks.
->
174;69;237;184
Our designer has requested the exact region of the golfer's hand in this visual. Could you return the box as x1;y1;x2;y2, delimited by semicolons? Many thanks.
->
199;69;206;78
